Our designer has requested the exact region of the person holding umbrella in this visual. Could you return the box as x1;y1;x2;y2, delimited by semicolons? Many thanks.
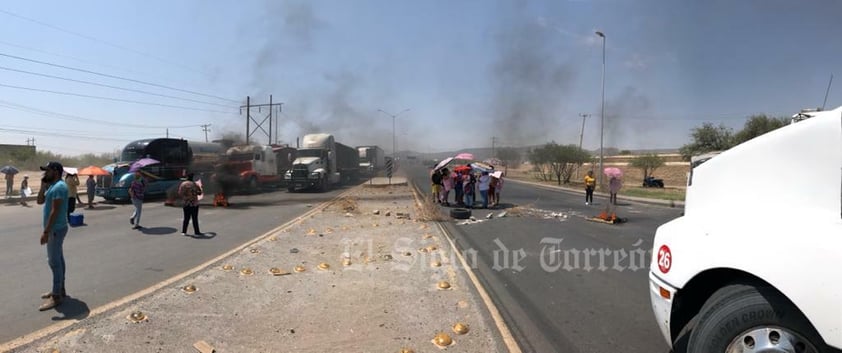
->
128;171;146;230
5;171;13;198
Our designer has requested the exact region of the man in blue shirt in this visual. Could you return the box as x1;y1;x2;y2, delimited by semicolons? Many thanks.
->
36;161;69;311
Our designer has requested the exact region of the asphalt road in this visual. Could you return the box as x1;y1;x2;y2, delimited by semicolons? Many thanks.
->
408;166;683;353
0;186;351;344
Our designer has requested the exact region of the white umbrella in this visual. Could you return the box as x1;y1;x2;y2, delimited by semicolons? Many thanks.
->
433;157;454;171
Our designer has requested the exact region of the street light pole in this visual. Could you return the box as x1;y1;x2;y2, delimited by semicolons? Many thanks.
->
378;108;411;174
596;30;606;190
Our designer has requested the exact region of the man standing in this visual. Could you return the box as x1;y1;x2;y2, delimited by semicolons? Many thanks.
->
5;172;13;198
178;173;203;236
86;175;96;209
36;161;69;311
65;173;79;221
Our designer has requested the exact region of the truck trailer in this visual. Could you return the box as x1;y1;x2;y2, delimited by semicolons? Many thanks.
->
357;145;385;177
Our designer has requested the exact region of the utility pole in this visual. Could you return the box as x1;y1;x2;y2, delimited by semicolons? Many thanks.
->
241;96;283;145
200;124;212;142
576;113;590;181
491;136;498;158
25;137;35;146
578;114;590;150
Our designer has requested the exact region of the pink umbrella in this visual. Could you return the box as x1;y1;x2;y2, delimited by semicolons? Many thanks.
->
129;158;160;173
604;167;623;178
454;153;474;160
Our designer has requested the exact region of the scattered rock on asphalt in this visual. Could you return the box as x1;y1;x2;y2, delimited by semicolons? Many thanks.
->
373;210;380;215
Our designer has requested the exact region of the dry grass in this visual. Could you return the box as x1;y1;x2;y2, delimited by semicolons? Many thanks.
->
333;196;359;214
413;189;449;222
504;202;536;217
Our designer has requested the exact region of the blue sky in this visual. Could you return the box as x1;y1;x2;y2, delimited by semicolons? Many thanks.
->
0;0;840;156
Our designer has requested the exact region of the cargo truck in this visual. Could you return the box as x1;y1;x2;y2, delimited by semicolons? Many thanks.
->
285;133;358;192
357;145;385;177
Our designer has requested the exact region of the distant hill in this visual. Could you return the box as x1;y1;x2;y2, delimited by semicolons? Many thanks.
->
401;146;679;162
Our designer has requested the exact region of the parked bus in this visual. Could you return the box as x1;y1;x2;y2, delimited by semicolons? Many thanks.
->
97;138;224;201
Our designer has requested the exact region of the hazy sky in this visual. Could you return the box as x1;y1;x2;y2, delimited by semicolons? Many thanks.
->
1;0;840;156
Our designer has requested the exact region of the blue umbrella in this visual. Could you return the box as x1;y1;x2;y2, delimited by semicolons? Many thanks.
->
129;158;160;173
0;165;19;175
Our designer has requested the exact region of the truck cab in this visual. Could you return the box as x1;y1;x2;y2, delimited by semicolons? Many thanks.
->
286;133;340;192
649;107;842;352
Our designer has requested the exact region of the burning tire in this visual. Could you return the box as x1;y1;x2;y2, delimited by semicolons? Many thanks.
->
450;208;471;220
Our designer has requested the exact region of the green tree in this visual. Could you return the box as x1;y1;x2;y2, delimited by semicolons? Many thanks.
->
527;143;554;181
679;123;734;161
733;115;789;145
630;153;665;179
549;144;591;184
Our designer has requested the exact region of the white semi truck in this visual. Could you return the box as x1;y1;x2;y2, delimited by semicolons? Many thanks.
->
285;133;358;192
649;106;842;352
357;145;385;177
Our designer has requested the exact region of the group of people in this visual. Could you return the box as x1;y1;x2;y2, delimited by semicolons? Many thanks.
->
431;167;503;209
34;162;206;312
128;170;204;235
583;170;623;205
11;172;97;210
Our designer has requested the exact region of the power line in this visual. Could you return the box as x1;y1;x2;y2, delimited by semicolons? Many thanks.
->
0;52;239;104
0;65;237;108
0;39;152;78
0;126;129;142
0;83;234;114
0;8;213;78
0;99;204;129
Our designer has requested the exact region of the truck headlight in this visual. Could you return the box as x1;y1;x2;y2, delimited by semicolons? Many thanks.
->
310;172;320;179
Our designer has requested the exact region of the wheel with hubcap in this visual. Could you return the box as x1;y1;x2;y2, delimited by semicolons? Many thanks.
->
686;283;824;353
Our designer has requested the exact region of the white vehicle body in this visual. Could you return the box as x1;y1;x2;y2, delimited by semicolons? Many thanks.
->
649;106;842;350
286;133;340;191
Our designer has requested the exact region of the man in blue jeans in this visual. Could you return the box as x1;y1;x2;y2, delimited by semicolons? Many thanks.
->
37;161;69;311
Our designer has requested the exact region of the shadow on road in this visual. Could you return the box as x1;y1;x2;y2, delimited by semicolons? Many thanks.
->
139;226;178;235
51;297;90;321
85;205;117;211
190;232;217;239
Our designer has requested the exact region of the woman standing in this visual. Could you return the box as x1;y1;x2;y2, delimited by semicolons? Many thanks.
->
609;175;622;205
178;173;203;236
440;168;452;206
584;170;595;205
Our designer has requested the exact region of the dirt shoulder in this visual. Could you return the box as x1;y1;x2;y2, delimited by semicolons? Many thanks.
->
7;181;510;353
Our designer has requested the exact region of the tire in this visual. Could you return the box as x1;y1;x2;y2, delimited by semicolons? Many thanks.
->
450;208;471;220
287;186;295;193
319;177;330;192
248;177;259;194
686;283;825;353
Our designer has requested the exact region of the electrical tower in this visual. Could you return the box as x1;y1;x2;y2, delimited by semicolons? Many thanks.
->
241;95;283;145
